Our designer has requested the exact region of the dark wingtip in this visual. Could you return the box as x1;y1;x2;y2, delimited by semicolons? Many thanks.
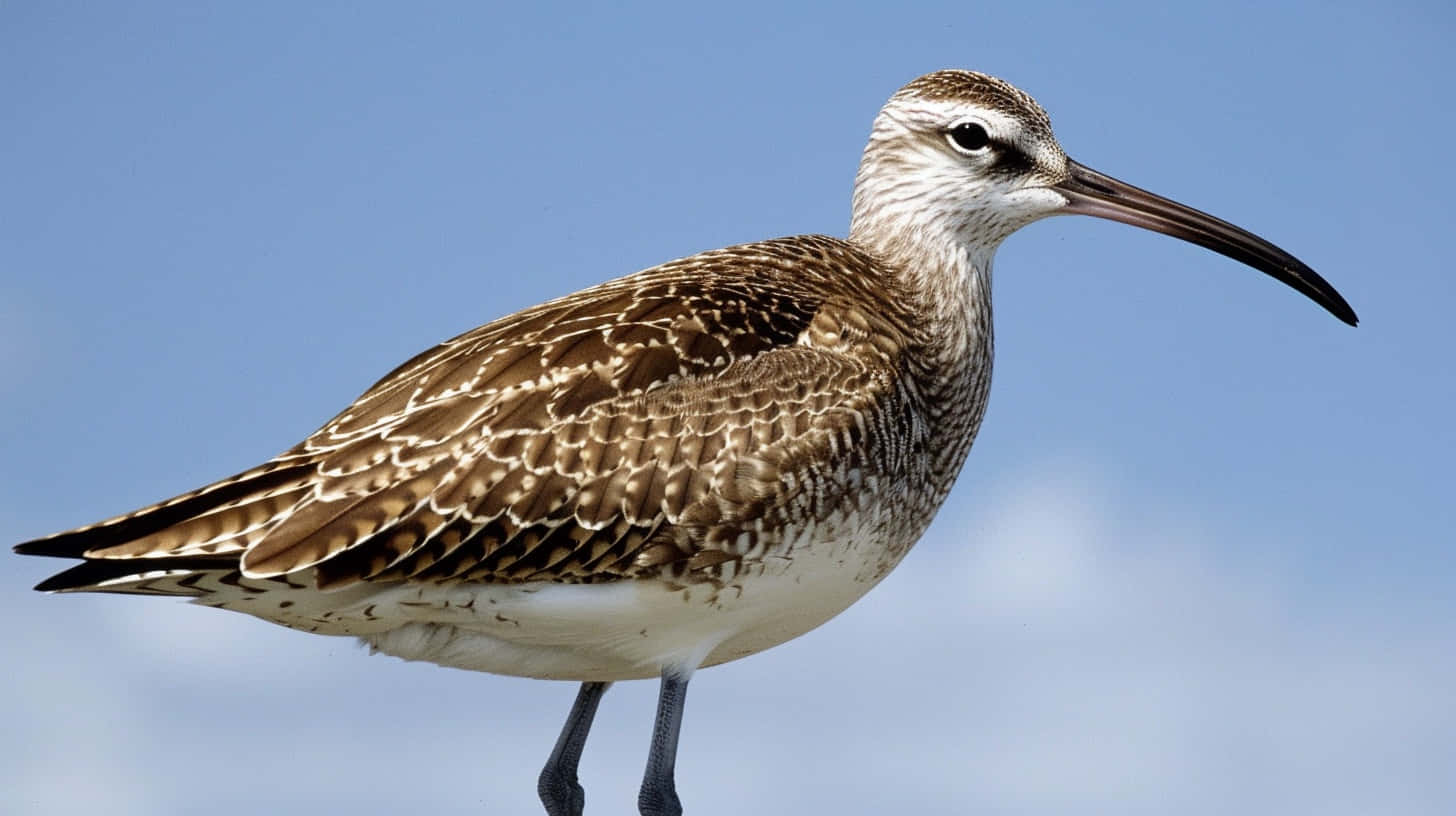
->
16;536;96;591
14;462;315;562
29;554;231;593
33;571;79;593
14;535;84;558
30;559;107;592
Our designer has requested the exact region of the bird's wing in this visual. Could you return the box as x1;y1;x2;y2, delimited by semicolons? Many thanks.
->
18;237;922;592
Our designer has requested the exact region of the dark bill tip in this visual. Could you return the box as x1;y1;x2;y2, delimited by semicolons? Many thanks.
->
1054;159;1358;327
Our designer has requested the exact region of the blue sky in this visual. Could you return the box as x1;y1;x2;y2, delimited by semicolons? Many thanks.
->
3;2;1453;814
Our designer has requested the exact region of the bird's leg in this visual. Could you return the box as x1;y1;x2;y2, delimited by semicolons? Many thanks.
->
538;681;612;816
637;669;692;816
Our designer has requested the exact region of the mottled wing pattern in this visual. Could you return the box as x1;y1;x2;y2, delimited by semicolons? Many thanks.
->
19;236;922;594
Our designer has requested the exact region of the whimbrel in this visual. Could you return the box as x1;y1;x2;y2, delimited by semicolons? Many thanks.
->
16;70;1356;815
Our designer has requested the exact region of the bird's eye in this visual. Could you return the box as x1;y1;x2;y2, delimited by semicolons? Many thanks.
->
947;122;991;153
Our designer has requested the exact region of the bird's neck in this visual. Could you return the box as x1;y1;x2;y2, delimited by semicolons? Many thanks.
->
849;213;998;505
848;209;997;366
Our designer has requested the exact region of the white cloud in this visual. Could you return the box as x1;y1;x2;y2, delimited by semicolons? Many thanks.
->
4;458;1451;815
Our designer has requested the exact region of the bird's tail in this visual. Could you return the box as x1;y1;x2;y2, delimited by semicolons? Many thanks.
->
15;460;316;595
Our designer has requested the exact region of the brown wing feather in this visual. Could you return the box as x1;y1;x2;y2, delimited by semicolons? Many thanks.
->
19;236;924;595
307;342;906;590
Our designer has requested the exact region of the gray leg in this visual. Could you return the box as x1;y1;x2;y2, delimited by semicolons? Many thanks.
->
638;670;691;816
538;681;611;816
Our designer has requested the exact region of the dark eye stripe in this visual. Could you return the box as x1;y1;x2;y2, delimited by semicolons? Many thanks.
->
991;145;1034;175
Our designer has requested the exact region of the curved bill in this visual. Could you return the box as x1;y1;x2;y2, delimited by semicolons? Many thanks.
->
1055;159;1358;326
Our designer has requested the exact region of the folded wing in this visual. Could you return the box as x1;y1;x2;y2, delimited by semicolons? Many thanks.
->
17;237;919;595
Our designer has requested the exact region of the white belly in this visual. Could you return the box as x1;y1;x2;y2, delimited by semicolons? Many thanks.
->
351;530;903;681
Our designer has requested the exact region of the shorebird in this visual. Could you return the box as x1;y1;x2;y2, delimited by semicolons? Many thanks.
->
16;69;1356;815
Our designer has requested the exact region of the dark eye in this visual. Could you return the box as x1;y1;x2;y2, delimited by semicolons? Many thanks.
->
947;122;991;153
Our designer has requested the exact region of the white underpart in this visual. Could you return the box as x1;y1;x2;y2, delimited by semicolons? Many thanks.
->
359;521;894;681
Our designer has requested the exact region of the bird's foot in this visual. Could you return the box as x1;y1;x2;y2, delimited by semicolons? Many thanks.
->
538;766;586;816
637;783;682;816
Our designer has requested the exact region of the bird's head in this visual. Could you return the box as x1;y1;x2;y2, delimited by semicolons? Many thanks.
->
850;69;1357;326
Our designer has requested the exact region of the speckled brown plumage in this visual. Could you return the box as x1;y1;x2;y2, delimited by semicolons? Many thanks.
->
19;233;987;603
